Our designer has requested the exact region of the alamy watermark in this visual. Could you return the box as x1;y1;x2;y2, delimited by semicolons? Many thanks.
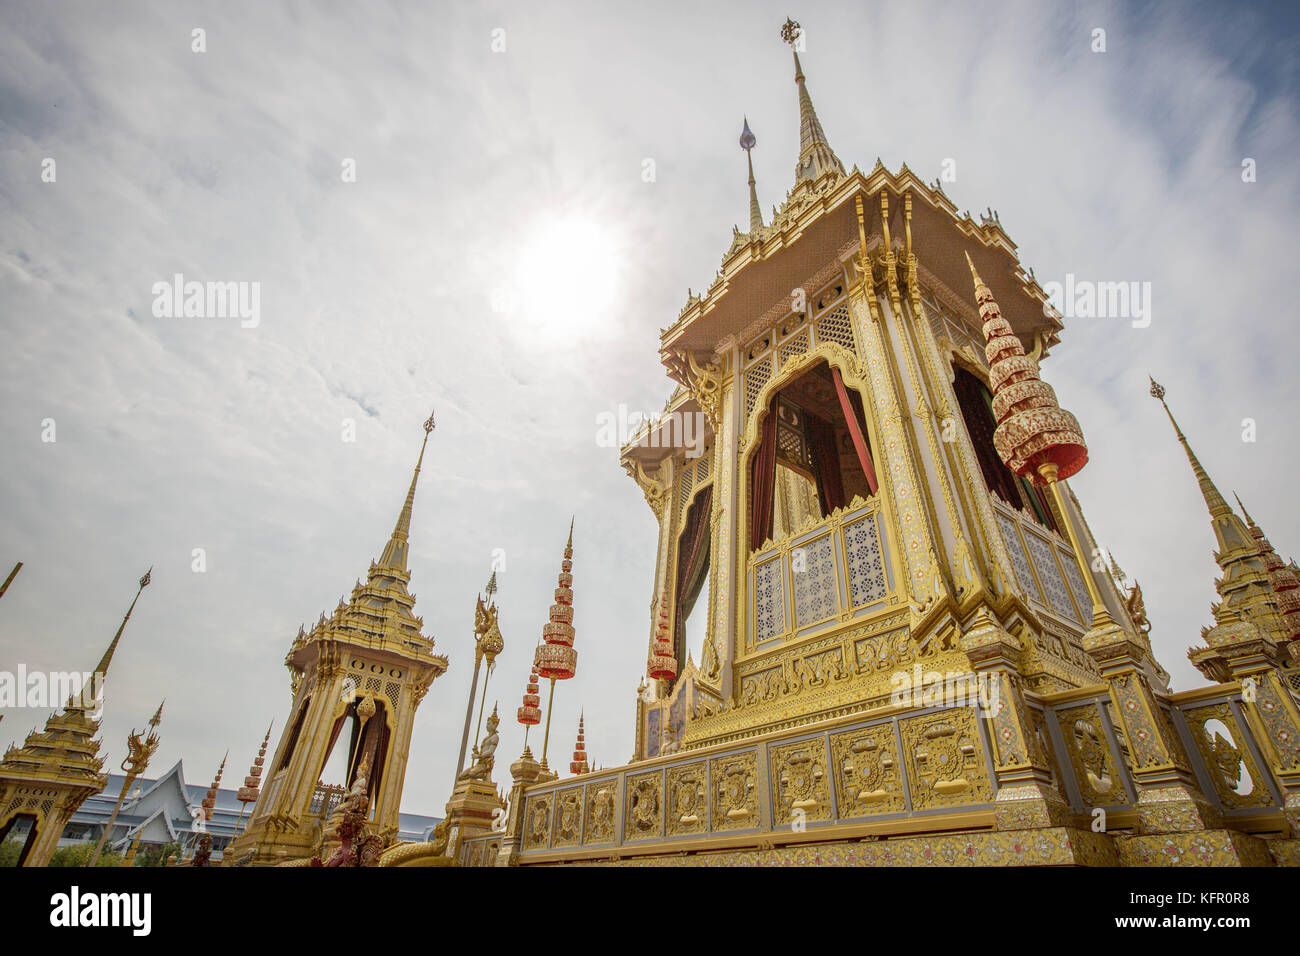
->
596;405;708;458
1041;274;1151;329
0;667;106;718
889;664;1000;716
151;273;260;328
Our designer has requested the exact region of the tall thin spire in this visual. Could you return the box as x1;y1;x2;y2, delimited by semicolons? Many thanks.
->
781;19;845;184
1148;378;1231;519
740;117;763;232
92;568;152;681
378;411;436;571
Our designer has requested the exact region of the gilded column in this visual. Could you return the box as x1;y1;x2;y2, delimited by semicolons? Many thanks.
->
845;196;950;625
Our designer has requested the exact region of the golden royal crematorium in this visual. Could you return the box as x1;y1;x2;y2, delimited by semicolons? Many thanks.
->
456;20;1300;868
5;19;1298;870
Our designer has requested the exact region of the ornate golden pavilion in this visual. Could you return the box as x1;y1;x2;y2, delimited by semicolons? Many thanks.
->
4;19;1299;870
460;20;1300;868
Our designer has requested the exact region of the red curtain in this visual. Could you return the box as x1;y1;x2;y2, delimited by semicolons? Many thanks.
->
807;413;845;515
954;366;1024;509
750;401;778;546
673;484;713;666
831;367;878;494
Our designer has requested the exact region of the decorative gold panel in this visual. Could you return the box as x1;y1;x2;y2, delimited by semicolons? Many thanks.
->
523;793;552;851
830;723;906;817
625;771;663;841
666;761;709;836
583;778;617;845
710;751;760;831
1057;703;1123;806
770;737;832;826
1183;702;1273;810
899;709;992;810
552;787;584;848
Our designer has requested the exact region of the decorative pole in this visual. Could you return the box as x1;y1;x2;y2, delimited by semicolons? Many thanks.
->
0;561;20;600
233;721;272;838
534;520;578;771
89;700;164;867
647;593;677;684
453;571;499;788
516;666;542;751
569;713;589;776
186;752;226;861
963;253;1108;625
740;117;763;232
473;591;505;752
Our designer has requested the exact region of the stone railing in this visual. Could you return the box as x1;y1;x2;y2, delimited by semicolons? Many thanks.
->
749;499;895;650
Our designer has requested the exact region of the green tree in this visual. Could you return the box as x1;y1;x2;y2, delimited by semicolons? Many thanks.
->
0;838;22;867
48;842;125;867
135;841;180;867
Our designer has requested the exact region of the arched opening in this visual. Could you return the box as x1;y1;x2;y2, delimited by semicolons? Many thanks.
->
749;359;877;550
673;486;712;674
275;695;311;773
318;697;391;818
0;813;41;867
951;364;1059;533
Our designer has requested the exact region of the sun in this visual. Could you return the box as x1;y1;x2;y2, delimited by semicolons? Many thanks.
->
512;215;620;338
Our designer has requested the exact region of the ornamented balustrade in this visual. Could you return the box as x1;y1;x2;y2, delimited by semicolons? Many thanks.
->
457;833;502;867
1040;683;1289;824
501;697;999;864
456;676;1297;865
749;499;895;651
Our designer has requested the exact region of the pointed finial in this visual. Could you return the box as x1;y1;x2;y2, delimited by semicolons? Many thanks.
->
739;116;756;151
91;568;154;683
1148;377;1232;519
780;17;801;47
377;411;436;571
149;700;165;727
740;117;764;233
567;516;575;550
964;250;985;290
780;17;844;184
484;569;498;600
1234;492;1256;526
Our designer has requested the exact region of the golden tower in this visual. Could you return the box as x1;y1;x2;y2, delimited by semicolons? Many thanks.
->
0;570;151;867
224;413;449;866
471;20;1300;867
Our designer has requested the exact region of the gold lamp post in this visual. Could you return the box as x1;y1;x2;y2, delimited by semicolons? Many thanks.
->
88;700;163;867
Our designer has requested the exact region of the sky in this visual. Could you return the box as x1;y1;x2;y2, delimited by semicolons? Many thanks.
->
2;0;1298;818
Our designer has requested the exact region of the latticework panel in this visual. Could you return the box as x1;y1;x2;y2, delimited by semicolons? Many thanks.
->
792;534;838;628
754;558;785;644
997;512;1043;604
744;357;773;420
843;512;887;607
1024;531;1080;624
777;329;810;370
814;302;855;353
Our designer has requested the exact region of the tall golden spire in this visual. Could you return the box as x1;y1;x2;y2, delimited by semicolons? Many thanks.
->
377;411;436;572
1148;378;1232;520
781;19;845;184
1234;493;1300;643
90;568;152;685
740;117;763;232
